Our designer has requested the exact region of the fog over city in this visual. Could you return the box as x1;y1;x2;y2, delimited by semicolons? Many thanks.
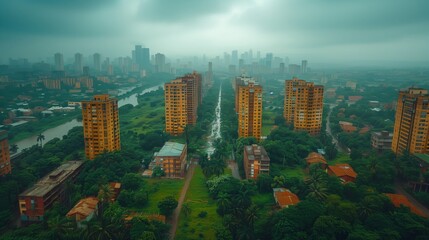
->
1;0;428;66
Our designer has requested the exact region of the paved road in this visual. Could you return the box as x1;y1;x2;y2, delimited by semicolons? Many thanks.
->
168;163;196;240
395;181;429;218
325;103;347;153
228;160;241;180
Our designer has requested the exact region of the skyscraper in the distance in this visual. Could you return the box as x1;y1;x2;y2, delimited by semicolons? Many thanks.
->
392;88;429;154
81;95;120;160
54;53;64;71
0;130;11;176
235;76;263;139
284;78;324;135
155;53;166;73
301;60;308;73
74;53;83;74
134;45;150;71
93;53;101;73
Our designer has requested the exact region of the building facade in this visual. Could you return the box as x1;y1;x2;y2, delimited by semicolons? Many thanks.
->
164;72;202;136
371;131;393;152
0;130;11;176
392;88;429;154
243;144;270;179
81;94;120;160
284;78;324;135
149;142;187;178
235;76;263;139
19;161;83;222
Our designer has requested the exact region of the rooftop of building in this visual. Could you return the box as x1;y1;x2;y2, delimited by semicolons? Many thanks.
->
402;88;428;95
273;188;300;208
66;197;99;220
19;161;83;197
414;153;429;165
305;152;327;165
372;131;393;138
244;144;270;161
82;94;117;103
384;193;426;217
155;142;186;157
328;164;357;179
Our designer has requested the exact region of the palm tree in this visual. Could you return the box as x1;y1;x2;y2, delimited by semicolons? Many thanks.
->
305;168;328;201
182;203;192;218
9;144;18;153
244;205;259;227
37;133;45;147
217;193;232;216
97;184;113;218
48;215;76;239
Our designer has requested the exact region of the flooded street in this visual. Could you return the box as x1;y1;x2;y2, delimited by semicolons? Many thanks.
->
206;83;222;156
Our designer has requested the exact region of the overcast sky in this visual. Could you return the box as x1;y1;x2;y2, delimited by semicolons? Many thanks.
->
0;0;428;65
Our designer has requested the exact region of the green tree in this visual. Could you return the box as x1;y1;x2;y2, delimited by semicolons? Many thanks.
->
158;196;178;217
182;203;192;218
37;133;45;147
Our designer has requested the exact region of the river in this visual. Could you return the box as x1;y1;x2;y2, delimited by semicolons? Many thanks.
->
206;83;222;157
14;83;164;154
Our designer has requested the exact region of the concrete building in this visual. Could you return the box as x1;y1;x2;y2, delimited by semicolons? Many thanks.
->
164;72;202;136
93;53;101;72
235;76;263;139
74;53;83;74
18;161;83;222
134;45;150;70
371;131;393;152
81;94;120;160
54;53;64;71
0;130;11;176
284;78;324;135
155;53;166;73
301;60;308;73
243;144;270;179
392;88;429;154
149;142;187;178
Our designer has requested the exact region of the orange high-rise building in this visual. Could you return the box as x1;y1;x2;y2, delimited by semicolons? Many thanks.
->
392;88;429;154
236;76;263;139
81;94;120;160
164;72;202;135
0;130;11;176
284;78;324;135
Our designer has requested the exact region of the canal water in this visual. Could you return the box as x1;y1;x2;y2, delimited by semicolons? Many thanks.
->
14;83;164;153
206;83;222;157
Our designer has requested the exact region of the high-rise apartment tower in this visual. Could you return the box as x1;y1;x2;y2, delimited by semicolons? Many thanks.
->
284;78;324;135
392;88;429;154
81;95;120;160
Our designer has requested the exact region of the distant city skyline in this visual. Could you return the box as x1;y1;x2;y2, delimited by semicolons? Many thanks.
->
0;0;428;66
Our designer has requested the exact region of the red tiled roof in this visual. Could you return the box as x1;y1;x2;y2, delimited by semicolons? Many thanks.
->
274;188;300;208
341;124;357;132
66;197;98;220
348;96;363;102
359;126;371;134
385;193;426;217
306;152;327;165
328;164;357;179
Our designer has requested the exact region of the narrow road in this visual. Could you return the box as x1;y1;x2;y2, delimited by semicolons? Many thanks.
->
228;160;241;180
169;162;196;239
395;181;429;217
325;103;346;153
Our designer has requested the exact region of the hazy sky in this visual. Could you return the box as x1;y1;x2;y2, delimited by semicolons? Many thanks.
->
0;0;428;65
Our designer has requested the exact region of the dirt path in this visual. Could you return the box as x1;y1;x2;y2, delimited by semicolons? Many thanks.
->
395;181;429;217
228;160;241;180
169;162;196;239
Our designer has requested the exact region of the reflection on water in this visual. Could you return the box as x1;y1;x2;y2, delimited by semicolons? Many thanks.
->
206;83;222;157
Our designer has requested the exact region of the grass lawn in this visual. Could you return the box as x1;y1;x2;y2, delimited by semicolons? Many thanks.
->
176;167;222;240
329;153;351;165
137;178;184;214
262;110;276;136
120;94;165;134
271;163;306;179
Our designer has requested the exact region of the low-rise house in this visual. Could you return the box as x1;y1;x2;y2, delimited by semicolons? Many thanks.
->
66;197;99;227
305;152;327;169
371;131;393;152
385;193;426;217
327;163;357;183
273;188;300;208
109;182;121;202
148;142;187;178
339;121;357;133
18;161;83;223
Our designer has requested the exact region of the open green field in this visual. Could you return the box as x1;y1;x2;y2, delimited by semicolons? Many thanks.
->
120;94;165;134
329;152;351;165
137;178;184;214
262;110;276;136
271;163;306;179
176;167;222;240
